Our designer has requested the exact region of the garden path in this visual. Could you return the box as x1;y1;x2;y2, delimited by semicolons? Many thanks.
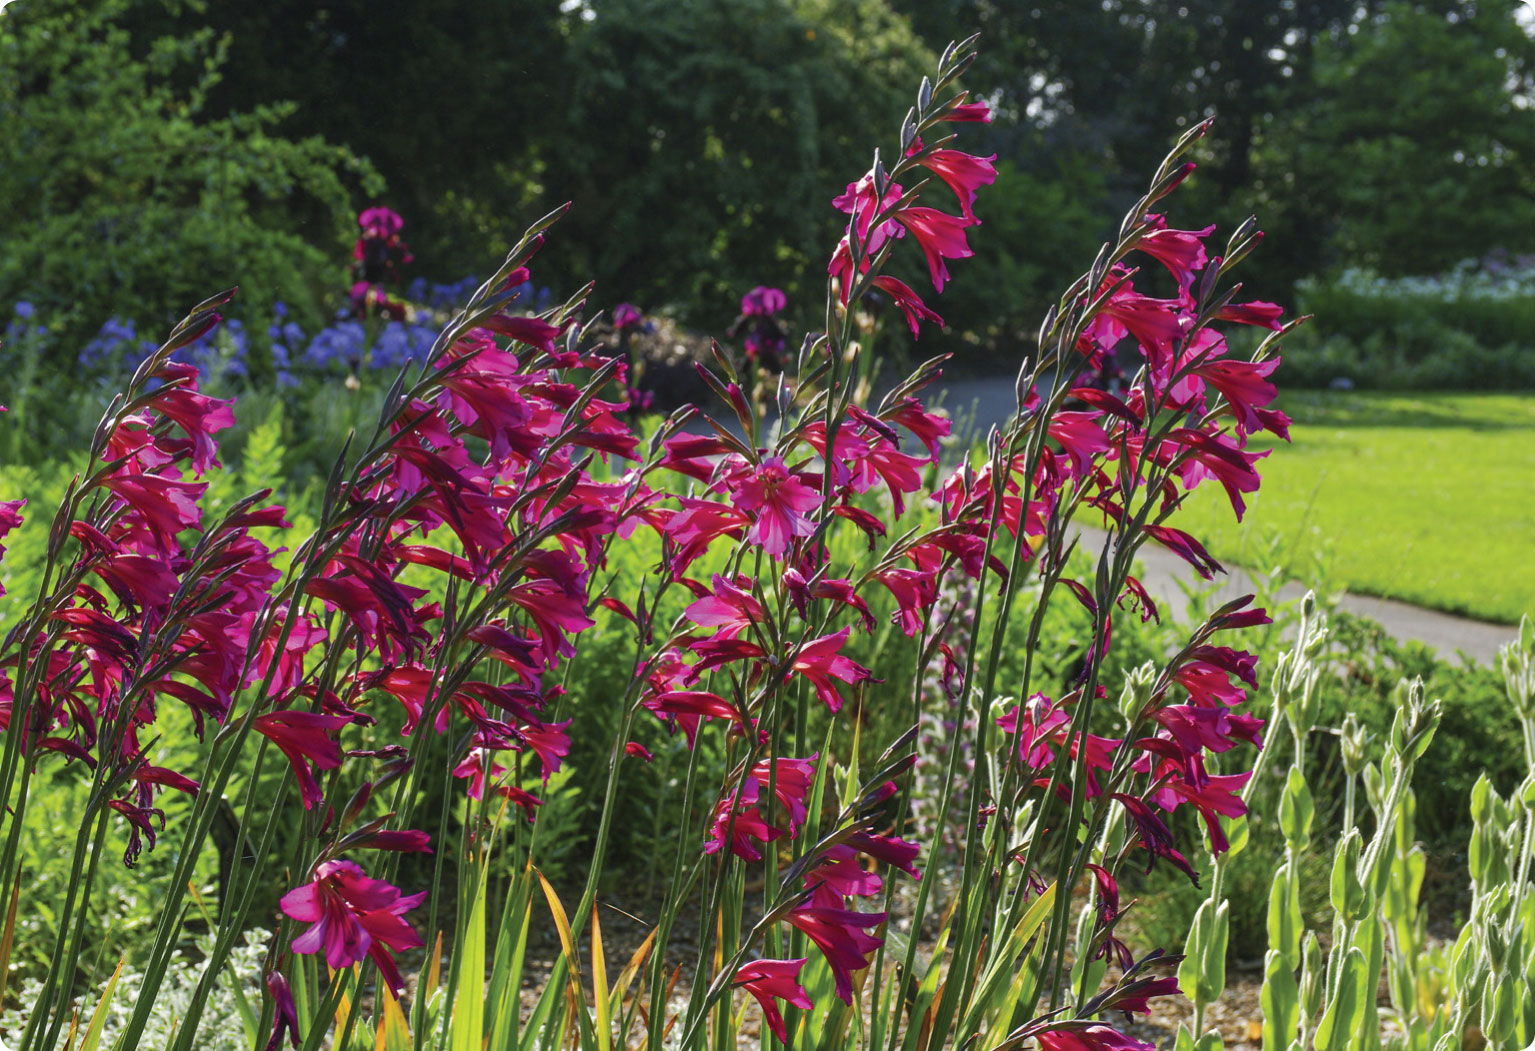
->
933;377;1519;665
1077;524;1515;665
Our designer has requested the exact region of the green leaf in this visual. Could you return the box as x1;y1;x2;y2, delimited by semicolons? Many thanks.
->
1268;861;1302;963
79;957;126;1051
450;872;488;1051
1259;949;1300;1051
1279;768;1314;852
1314;948;1368;1051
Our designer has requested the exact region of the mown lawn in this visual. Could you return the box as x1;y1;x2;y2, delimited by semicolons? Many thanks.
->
1179;391;1535;625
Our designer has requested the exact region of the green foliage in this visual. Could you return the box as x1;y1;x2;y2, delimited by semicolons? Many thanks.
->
1255;2;1535;281
546;0;936;333
0;0;382;345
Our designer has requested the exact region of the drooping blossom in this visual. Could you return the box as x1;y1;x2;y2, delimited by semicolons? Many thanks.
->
791;628;874;712
784;905;885;1004
735;959;812;1042
254;710;348;809
893;207;975;294
1035;1025;1155;1051
910;148;997;222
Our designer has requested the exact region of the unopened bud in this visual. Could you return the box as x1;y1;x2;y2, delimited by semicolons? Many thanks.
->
1339;714;1369;778
1389;678;1441;765
1118;662;1157;724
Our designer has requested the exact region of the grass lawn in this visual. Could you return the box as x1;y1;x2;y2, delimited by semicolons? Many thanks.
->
1178;391;1535;625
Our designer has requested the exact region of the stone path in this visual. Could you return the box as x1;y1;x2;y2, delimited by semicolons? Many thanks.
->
930;378;1518;666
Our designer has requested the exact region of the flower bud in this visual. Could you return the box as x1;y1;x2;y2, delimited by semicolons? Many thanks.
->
1499;615;1535;720
1329;829;1368;921
1388;678;1441;765
1339;713;1370;779
1118;661;1157;725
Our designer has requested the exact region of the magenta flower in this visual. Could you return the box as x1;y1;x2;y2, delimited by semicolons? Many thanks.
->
872;275;944;338
1216;299;1285;329
791;628;874;712
911;148;997;222
734;959;811;1042
612;302;643;329
264;972;300;1050
1036;1025;1155;1051
893;207;975;293
1047;411;1111;478
254;710;348;810
704;793;782;862
1135;214;1214;291
358;206;405;238
729;457;822;558
280;859;425;996
1191;357;1283;437
148;365;237;474
685;574;767;638
99;473;206;539
940;92;992;122
784;904;884;1004
740;286;787;316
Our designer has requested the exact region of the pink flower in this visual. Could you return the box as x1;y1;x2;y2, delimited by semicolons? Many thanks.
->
887;398;951;459
872;275;944;338
99;473;206;539
264;972;299;1050
735;959;811;1042
1191;357;1283;437
1216;299;1284;329
729;457;822;558
1048;411;1111;478
358;206;404;238
911;148;997;222
893;207;975;293
791;628;874;712
784;904;884;1004
1036;1025;1155;1051
280;859;425;996
254;710;348;809
1135;214;1214;291
741;286;787;316
147;371;236;475
612;302;643;329
685;574;766;638
940;92;992;122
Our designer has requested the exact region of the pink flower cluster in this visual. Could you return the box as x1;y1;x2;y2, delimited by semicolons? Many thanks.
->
0;59;1289;1044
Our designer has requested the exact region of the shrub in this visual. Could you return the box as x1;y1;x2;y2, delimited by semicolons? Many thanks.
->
0;0;382;349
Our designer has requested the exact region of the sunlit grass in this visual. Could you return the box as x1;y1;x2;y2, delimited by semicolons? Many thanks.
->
1181;391;1535;624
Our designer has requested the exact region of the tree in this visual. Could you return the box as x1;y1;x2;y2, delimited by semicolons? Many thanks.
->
0;0;381;341
1254;1;1535;279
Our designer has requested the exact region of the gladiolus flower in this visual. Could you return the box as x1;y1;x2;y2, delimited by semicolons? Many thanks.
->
280;859;425;996
264;972;300;1050
893;207;975;293
872;275;944;338
741;286;786;316
1135;214;1214;291
735;959;812;1042
941;93;992;122
784;905;884;1004
791;628;874;712
1036;1025;1155;1051
911;148;997;222
729;457;821;558
255;710;349;809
